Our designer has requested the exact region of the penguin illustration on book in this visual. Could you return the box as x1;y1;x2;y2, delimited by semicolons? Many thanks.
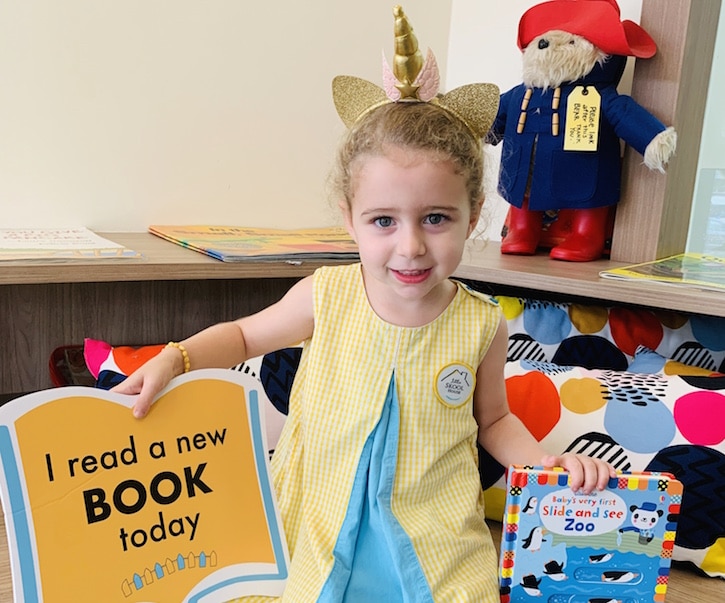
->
522;495;538;514
520;574;543;596
602;570;639;583
543;559;567;581
589;552;614;564
522;526;548;551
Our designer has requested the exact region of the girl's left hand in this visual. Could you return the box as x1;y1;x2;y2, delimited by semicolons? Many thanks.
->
541;453;616;494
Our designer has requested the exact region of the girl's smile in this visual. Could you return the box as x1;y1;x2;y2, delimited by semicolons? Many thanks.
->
391;268;432;285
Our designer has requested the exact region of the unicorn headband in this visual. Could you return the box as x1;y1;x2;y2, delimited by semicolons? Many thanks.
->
332;5;499;139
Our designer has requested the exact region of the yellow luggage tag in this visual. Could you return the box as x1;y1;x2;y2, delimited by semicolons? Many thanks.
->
563;86;601;151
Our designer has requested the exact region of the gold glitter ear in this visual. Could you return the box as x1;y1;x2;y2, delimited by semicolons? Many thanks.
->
332;5;500;139
332;76;389;129
437;83;501;139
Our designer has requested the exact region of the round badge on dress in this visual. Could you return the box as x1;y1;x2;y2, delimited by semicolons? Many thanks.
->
435;362;476;408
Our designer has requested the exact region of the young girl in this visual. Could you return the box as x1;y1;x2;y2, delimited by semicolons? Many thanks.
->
117;8;614;601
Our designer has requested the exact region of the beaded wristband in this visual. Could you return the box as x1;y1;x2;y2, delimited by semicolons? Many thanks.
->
166;341;191;373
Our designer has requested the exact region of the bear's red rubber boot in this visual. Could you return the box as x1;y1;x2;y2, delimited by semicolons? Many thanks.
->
501;202;544;255
549;206;610;262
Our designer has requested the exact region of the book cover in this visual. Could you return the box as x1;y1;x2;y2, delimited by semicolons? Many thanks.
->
0;227;141;261
599;252;725;292
499;466;682;603
0;370;289;603
149;225;359;263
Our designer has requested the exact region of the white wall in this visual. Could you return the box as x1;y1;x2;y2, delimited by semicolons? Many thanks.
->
0;1;451;231
1;0;648;234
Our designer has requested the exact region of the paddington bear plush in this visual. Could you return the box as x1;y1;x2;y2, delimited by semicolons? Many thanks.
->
488;0;677;261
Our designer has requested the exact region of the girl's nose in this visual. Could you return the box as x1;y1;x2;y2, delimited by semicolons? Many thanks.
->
397;226;426;258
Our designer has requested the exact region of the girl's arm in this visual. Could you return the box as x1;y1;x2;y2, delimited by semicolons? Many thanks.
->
473;314;614;494
114;275;315;419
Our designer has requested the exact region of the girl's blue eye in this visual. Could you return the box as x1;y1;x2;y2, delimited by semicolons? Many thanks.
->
426;214;447;225
375;216;393;228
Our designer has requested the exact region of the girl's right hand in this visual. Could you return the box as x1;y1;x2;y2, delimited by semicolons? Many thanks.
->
111;346;183;419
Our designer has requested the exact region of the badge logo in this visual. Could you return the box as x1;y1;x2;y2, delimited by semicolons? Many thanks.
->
435;362;475;408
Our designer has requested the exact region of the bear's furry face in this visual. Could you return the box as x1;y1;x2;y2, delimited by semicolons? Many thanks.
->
522;30;607;89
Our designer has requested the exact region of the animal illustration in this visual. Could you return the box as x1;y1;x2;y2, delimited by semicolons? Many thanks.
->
602;569;640;583
522;495;538;513
543;559;567;580
522;526;548;551
618;501;663;544
520;573;543;596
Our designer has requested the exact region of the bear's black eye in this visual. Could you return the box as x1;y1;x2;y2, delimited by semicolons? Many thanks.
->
538;39;549;50
569;40;575;44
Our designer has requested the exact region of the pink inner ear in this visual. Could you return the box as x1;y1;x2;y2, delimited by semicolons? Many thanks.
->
83;338;112;378
382;52;402;101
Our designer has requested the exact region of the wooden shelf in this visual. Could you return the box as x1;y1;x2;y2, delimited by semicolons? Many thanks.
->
456;243;725;318
1;233;722;317
0;232;336;285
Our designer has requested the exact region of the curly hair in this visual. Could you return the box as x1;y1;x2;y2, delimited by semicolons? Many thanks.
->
332;102;484;212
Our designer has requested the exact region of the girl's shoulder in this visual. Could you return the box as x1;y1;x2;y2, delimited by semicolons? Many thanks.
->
312;262;361;290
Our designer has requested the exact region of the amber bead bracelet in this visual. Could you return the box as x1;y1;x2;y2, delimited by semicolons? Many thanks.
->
166;341;191;373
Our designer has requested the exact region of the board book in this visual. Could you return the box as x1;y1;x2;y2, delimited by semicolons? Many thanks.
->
0;370;289;603
148;225;359;263
599;252;725;292
0;227;141;261
499;466;682;603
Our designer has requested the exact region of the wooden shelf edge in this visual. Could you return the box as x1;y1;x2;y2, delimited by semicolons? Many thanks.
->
1;234;722;317
0;233;334;285
455;241;724;318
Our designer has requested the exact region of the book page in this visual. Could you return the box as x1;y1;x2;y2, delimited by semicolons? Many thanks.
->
0;227;141;261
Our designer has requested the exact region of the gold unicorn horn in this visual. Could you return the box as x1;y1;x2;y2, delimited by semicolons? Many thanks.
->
392;5;423;99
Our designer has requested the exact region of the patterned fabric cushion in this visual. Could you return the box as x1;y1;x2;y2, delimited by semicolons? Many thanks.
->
483;360;725;578
629;345;724;376
493;295;725;371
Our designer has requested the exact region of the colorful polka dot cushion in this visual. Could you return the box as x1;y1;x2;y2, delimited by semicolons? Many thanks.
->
495;295;725;370
481;296;725;577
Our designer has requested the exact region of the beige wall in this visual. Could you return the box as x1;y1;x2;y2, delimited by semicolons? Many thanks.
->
0;1;451;231
1;0;646;233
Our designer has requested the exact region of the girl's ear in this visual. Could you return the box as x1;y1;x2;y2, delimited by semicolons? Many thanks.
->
339;201;358;242
467;196;484;237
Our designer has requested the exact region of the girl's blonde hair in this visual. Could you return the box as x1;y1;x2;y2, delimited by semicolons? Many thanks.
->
332;102;484;212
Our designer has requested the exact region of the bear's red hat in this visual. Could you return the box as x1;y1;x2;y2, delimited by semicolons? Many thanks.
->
517;0;657;58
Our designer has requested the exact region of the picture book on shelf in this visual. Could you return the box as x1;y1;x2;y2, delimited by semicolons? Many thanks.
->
499;466;682;603
0;227;141;261
0;370;289;603
599;252;725;292
149;225;359;263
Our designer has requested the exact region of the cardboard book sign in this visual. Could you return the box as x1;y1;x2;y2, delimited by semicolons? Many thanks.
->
0;370;289;603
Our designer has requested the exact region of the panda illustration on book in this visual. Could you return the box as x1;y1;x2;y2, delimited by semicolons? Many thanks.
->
618;500;663;544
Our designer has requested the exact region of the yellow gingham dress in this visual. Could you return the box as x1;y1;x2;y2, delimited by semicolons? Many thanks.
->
234;263;501;602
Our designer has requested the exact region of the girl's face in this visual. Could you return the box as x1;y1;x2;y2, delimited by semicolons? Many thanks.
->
342;146;481;325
